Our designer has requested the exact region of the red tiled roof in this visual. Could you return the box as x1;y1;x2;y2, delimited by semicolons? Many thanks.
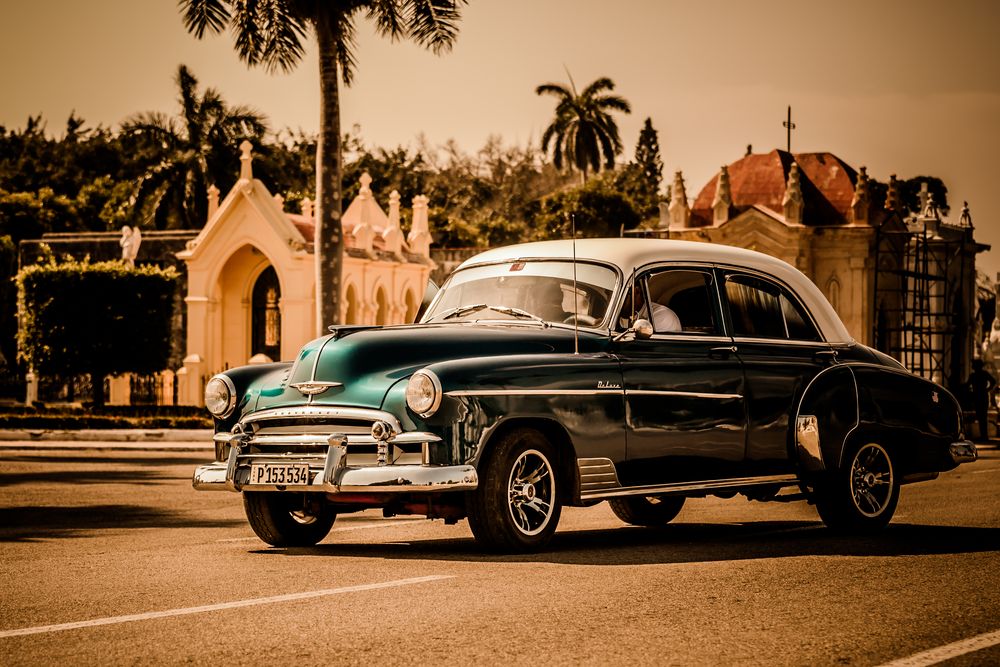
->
691;150;859;227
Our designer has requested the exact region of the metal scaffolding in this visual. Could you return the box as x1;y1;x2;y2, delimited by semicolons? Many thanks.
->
873;213;975;390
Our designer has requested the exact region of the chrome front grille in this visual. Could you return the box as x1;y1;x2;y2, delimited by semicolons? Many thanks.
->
234;406;429;466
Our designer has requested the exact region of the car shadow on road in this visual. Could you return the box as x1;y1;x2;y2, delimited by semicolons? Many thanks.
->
257;521;1000;566
0;504;244;543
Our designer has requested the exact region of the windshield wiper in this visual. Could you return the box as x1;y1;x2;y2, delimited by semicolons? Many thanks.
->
485;305;548;326
435;303;488;321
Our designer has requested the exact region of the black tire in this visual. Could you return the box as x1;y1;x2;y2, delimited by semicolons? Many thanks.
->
243;492;336;547
609;495;685;526
815;441;900;532
466;428;562;553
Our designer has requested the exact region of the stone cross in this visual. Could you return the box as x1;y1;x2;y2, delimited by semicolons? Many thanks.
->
783;106;796;152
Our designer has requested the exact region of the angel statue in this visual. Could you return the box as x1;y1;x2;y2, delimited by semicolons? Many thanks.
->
120;225;142;267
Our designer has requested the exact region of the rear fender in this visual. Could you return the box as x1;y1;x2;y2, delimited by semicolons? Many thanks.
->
794;365;859;474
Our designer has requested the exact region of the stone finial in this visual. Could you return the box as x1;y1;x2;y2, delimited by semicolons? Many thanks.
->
274;193;284;210
388;190;401;229
407;194;431;258
782;163;804;224
885;174;903;213
239;140;253;181
300;197;313;219
712;166;733;225
667;171;690;229
959;201;973;228
359;172;373;196
382;190;404;257
207;184;220;220
851;166;870;224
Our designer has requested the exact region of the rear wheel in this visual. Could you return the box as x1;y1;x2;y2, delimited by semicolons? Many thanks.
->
243;492;336;547
815;441;899;532
467;428;561;553
609;495;685;526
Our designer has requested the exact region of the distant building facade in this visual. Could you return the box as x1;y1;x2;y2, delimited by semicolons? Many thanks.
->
176;141;434;404
666;149;987;390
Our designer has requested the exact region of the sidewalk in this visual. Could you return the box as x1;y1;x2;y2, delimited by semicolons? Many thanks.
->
0;428;213;452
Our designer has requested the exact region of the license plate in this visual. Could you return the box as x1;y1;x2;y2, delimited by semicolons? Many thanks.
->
249;463;310;486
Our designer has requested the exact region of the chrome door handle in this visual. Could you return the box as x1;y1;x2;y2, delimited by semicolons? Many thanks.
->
709;345;738;359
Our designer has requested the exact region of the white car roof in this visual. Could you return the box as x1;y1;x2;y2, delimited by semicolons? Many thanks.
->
456;238;853;344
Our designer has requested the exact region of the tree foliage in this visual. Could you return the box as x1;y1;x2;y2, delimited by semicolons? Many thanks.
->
121;65;267;229
532;175;641;240
16;259;178;407
178;0;467;334
536;75;632;182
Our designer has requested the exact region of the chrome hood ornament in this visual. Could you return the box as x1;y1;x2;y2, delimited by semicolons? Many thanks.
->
290;381;343;396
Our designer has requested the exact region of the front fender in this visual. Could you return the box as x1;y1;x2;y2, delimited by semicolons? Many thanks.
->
212;362;292;433
382;353;626;467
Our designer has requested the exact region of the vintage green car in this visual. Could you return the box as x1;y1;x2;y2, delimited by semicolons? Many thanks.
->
193;239;977;552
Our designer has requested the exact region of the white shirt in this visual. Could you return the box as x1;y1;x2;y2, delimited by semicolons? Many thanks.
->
651;303;681;332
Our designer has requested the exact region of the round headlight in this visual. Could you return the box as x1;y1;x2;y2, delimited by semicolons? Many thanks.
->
406;370;442;417
204;375;236;418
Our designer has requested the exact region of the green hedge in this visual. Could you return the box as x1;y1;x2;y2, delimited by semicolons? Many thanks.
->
16;258;178;405
0;414;211;429
0;405;210;429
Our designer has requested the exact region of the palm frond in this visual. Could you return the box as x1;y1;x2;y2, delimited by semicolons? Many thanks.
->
593;94;632;114
232;0;264;67
595;128;616;169
405;0;464;53
259;0;308;72
367;0;404;39
580;76;616;99
180;0;230;38
120;113;183;148
535;82;571;99
336;12;359;84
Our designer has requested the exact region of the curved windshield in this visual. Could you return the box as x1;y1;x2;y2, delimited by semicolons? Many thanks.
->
422;260;618;326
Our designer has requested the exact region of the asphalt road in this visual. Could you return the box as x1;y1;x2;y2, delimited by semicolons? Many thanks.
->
1;445;998;666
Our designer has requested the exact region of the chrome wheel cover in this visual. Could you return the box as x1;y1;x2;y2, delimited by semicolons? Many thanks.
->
850;443;893;517
507;449;556;536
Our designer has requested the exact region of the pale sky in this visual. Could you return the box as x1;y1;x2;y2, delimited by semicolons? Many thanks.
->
2;0;999;277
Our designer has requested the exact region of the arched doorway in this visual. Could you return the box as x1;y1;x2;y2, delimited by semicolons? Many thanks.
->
251;266;281;361
345;284;358;324
404;289;418;323
375;287;388;325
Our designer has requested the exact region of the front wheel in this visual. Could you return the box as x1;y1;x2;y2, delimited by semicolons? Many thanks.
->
243;492;337;547
815;441;899;532
467;428;562;553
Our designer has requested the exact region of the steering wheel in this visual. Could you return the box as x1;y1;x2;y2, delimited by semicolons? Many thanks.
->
563;314;598;326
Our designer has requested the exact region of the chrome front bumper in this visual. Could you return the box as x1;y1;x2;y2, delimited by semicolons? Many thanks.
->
193;442;478;494
949;440;978;465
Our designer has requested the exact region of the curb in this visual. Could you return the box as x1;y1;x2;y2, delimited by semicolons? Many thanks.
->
0;441;212;452
0;428;213;443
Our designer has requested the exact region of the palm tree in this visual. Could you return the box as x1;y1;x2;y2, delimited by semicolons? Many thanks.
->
122;65;266;229
179;1;465;335
536;75;631;184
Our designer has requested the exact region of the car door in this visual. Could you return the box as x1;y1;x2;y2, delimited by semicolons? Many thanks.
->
720;270;835;477
614;267;748;486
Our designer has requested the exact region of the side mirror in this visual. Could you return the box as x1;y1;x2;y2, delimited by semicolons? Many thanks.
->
633;318;653;339
612;318;654;342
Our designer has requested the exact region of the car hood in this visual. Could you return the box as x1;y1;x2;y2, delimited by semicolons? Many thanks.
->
252;323;599;411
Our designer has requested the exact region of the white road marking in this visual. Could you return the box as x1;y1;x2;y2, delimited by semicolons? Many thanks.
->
971;468;1000;474
0;575;453;639
876;628;1000;667
216;518;425;542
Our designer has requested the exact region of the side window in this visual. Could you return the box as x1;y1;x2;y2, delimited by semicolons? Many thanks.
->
645;270;720;335
725;274;821;341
